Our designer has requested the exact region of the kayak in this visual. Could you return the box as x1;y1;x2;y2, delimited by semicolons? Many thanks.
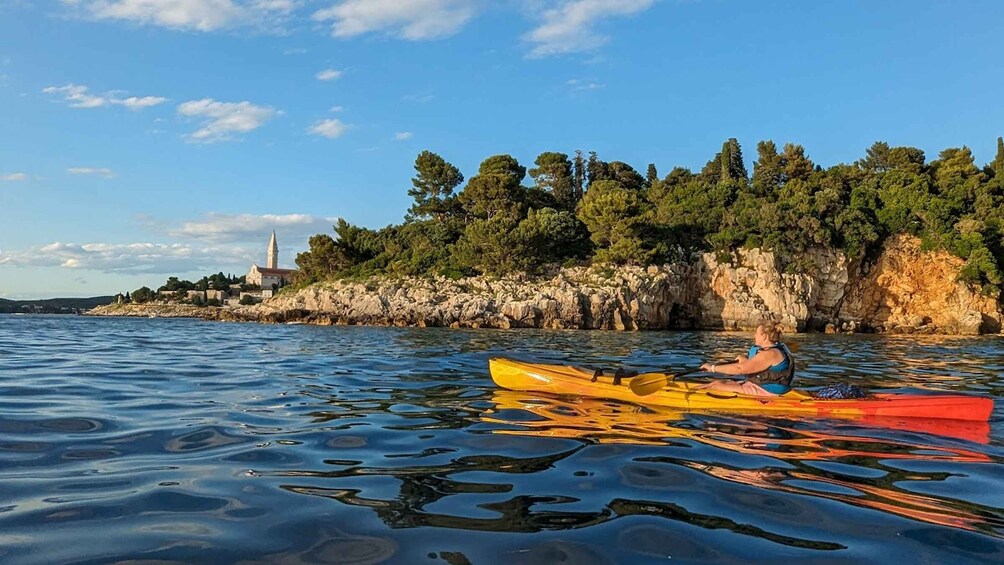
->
488;358;995;421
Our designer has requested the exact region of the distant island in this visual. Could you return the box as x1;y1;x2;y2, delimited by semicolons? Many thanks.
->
1;296;115;315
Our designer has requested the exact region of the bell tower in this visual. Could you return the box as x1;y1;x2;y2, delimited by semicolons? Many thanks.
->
267;231;278;269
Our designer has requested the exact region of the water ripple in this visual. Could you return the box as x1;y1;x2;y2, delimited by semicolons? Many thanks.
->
1;315;1002;563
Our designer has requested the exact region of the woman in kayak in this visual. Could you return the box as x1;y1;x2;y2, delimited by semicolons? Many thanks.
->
698;319;794;396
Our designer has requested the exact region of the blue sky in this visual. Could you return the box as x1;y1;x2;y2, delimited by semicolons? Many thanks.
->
1;0;1003;299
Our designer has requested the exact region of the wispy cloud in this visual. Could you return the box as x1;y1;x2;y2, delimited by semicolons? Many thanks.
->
402;91;434;103
308;118;348;139
525;0;655;58
312;0;478;40
0;211;337;274
43;83;168;110
68;167;116;177
177;98;279;143
168;212;339;243
65;0;299;32
329;105;344;112
316;68;343;81
0;241;255;274
567;78;605;91
394;131;413;141
2;172;28;182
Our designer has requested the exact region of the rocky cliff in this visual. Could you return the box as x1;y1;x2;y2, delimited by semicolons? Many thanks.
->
89;235;1004;335
231;235;1001;334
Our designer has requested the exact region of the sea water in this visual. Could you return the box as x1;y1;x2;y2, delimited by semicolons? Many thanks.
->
0;315;1001;563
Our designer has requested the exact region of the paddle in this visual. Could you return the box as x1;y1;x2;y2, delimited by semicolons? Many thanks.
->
629;362;736;397
628;341;801;397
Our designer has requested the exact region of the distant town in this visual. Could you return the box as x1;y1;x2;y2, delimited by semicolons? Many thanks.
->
114;231;294;309
1;232;295;315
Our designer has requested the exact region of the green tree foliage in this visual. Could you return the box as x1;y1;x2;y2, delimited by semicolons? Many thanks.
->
459;155;527;220
452;212;527;276
752;140;782;194
993;137;1004;183
576;180;654;264
160;276;196;292
781;143;813;183
586;151;608;187
294;140;1004;295
645;164;658;188
477;154;526;183
529;152;575;210
515;207;592;264
131;286;154;303
572;150;586;201
719;138;748;184
407;151;464;221
606;161;646;191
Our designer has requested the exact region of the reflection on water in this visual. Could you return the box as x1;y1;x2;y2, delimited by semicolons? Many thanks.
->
0;316;1002;563
479;392;1001;538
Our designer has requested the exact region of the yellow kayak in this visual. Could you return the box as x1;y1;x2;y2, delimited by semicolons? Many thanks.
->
488;357;994;421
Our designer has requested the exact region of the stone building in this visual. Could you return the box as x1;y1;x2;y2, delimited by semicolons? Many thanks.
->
246;231;294;290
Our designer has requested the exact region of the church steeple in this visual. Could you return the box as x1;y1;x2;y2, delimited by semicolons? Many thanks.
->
267;231;278;269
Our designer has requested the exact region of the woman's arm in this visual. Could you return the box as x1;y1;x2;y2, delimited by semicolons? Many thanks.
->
702;350;781;376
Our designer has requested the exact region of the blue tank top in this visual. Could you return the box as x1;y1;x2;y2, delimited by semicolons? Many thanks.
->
747;343;793;394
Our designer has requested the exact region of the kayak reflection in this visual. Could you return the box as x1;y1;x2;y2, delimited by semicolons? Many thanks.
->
484;390;992;447
482;391;1004;537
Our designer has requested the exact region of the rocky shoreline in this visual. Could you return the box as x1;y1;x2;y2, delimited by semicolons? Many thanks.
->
88;236;1003;335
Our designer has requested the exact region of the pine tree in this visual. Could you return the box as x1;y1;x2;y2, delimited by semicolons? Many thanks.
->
586;152;613;187
752;140;782;194
529;152;574;209
646;164;658;188
573;150;585;201
993;136;1004;182
408;150;464;221
719;138;748;183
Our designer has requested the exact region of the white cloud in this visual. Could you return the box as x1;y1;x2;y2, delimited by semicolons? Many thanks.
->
177;98;279;143
118;95;169;109
68;167;116;177
43;84;107;108
316;68;343;81
312;0;478;40
168;212;339;243
65;0;298;32
2;173;28;182
394;131;413;141
43;83;168;110
0;241;255;274
567;78;605;91
0;212;335;274
329;105;344;112
525;0;655;58
308;118;348;139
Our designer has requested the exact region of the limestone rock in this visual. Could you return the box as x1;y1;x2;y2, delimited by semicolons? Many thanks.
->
88;235;1004;335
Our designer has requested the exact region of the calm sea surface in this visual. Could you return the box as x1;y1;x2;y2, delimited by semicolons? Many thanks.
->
1;315;1002;564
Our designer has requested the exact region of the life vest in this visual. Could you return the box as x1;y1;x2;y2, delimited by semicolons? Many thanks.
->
746;343;795;394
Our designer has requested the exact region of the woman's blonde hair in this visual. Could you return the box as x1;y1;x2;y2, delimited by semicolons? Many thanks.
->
757;317;784;343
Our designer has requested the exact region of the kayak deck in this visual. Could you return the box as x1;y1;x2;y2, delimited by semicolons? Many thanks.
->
489;357;994;422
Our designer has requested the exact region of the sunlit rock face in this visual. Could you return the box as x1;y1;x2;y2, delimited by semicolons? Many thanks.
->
91;235;1003;335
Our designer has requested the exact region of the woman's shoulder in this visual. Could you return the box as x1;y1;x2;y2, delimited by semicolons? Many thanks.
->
757;346;784;360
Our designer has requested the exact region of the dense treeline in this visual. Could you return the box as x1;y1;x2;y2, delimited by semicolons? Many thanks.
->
295;138;1004;295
